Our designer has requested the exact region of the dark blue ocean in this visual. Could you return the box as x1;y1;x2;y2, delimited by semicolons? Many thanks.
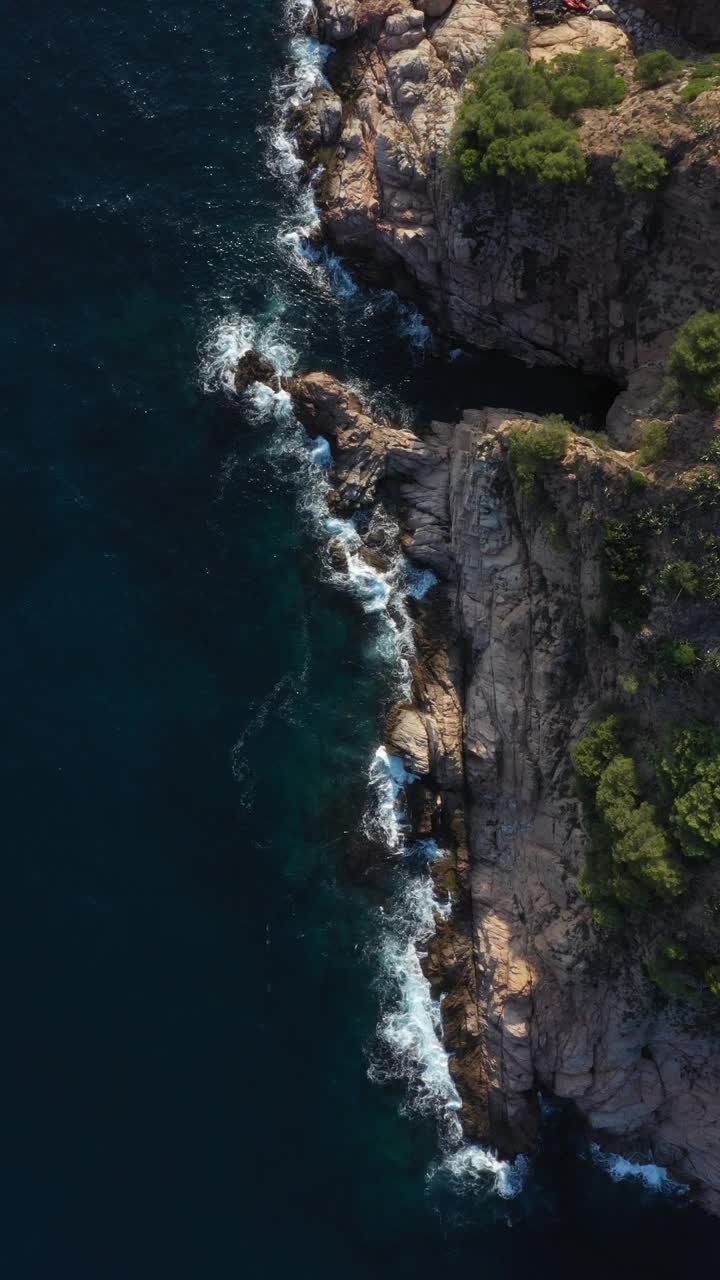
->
2;0;719;1274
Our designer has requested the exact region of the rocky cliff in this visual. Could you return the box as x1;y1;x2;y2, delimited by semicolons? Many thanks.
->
301;0;720;378
632;0;720;45
287;366;720;1212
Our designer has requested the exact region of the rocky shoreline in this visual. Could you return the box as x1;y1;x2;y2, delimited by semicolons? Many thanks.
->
260;0;720;1215
283;367;720;1210
297;0;720;378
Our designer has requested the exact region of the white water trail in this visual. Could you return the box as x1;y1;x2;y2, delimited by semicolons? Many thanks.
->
198;1;519;1203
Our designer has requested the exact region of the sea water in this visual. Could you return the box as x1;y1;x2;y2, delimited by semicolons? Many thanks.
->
1;0;718;1275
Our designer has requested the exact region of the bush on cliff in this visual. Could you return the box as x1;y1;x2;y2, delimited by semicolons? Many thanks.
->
635;49;682;89
668;312;720;408
612;137;667;195
508;417;570;493
574;715;619;786
575;719;685;913
636;419;669;466
602;518;651;629
680;54;720;102
448;46;625;188
662;727;720;860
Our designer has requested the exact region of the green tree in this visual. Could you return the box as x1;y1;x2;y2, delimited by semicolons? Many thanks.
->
672;759;720;858
612;137;667;194
668;312;720;408
448;46;624;189
574;716;620;784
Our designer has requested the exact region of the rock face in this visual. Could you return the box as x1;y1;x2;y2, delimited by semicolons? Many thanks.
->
297;0;720;377
288;368;720;1214
631;0;720;44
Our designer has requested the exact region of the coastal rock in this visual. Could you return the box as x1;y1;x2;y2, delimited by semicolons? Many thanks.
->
295;87;343;154
315;0;358;41
293;369;720;1214
385;705;431;775
234;351;275;392
305;0;720;377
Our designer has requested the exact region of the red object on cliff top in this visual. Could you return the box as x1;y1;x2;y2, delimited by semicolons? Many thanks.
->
563;0;589;10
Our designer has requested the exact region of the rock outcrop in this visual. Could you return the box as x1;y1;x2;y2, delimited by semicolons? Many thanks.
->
297;0;720;377
287;366;720;1214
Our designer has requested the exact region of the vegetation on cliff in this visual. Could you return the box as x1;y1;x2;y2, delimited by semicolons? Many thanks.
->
448;38;625;188
635;49;682;89
612;136;667;194
669;311;720;408
508;415;571;493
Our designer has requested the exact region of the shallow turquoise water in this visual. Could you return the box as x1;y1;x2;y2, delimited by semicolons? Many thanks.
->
2;0;719;1274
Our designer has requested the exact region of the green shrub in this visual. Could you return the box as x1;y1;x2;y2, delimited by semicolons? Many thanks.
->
672;760;720;858
612;137;667;194
661;560;700;597
620;672;640;697
668;311;720;407
636;419;669;466
680;54;720;102
662;639;699;672
493;25;530;54
602;518;651;628
574;716;620;784
449;46;625;188
681;77;713;102
635;49;682;89
628;469;648;492
661;727;720;859
508;419;570;493
705;965;720;998
548;48;626;113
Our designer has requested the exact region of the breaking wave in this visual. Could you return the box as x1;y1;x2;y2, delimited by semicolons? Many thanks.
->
590;1146;687;1196
199;0;521;1205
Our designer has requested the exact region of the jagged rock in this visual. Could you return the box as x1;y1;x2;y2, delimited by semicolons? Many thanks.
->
295;88;343;154
385;705;431;775
234;351;275;392
315;0;357;41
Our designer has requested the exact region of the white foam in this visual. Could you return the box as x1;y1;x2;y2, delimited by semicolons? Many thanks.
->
406;565;437;601
199;2;521;1205
435;1144;529;1200
372;875;458;1115
367;747;415;851
590;1145;686;1195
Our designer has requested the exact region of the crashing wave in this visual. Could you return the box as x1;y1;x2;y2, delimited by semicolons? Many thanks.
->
590;1145;687;1195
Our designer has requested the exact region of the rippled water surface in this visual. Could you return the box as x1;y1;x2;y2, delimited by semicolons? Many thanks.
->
3;0;720;1275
